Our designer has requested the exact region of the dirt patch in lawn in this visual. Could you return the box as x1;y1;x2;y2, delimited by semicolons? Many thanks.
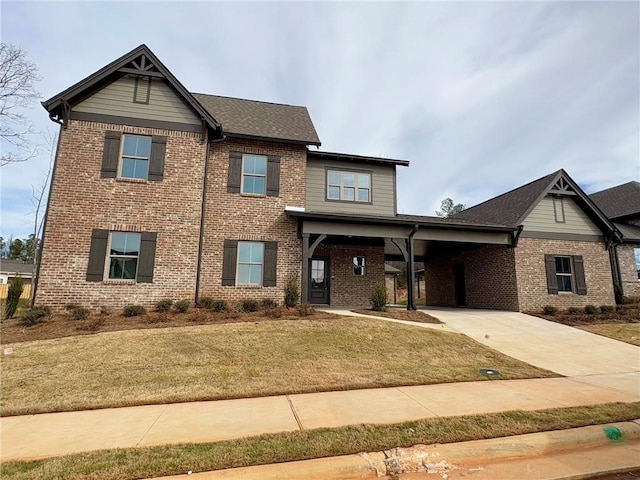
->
352;309;441;323
0;308;340;344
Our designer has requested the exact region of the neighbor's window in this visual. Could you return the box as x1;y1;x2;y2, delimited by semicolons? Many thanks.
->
237;241;264;285
107;232;141;280
634;248;640;279
242;154;267;195
120;134;152;180
555;256;573;292
353;256;366;276
553;197;565;223
327;170;371;202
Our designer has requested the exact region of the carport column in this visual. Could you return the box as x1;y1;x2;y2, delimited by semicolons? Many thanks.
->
406;225;419;311
301;234;310;304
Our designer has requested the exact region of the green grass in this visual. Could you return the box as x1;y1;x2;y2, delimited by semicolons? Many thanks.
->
3;402;639;480
0;318;557;416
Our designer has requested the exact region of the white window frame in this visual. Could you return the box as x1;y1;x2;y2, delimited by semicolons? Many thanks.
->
634;248;640;280
353;256;366;276
105;232;141;281
241;154;267;196
327;170;371;203
119;134;152;180
236;241;264;285
555;256;573;293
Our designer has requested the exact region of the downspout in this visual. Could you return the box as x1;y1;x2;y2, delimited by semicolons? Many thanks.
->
607;232;623;304
406;224;419;311
31;121;64;307
194;133;226;306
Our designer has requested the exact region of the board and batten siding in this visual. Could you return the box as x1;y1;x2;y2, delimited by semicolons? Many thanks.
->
74;76;200;125
522;196;602;236
306;159;396;216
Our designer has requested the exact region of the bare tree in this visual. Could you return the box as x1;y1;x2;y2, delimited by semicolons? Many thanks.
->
0;43;41;166
436;198;466;217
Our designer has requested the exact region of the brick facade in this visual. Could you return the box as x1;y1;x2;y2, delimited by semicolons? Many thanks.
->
616;244;640;298
425;245;520;311
313;244;385;306
36;120;206;310
198;138;306;304
514;238;616;311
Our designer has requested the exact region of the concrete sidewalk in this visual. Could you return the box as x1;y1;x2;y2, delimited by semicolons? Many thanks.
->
2;374;639;462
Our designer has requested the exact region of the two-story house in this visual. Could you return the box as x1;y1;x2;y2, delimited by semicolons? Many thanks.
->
34;45;620;312
591;182;640;299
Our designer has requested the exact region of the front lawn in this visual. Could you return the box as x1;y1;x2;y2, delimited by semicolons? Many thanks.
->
578;323;640;346
0;317;557;416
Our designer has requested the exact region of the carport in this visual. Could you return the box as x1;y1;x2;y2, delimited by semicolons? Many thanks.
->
286;209;520;309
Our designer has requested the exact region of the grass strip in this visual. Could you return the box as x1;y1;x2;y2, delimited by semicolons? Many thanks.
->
3;402;639;480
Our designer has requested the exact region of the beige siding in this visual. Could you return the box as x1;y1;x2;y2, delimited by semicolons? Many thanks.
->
522;196;602;235
306;159;396;216
74;76;199;125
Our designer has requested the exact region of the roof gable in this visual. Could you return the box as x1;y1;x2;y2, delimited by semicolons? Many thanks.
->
42;44;220;132
453;169;617;236
590;181;640;220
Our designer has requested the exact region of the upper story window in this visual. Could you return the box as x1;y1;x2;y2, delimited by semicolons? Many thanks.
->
242;154;267;195
327;170;371;202
107;232;141;280
120;134;152;180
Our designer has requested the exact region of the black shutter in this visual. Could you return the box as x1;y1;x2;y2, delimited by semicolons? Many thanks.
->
266;156;280;197
101;131;121;178
263;241;278;286
86;229;109;282
137;232;157;283
572;255;587;295
148;136;167;182
222;240;238;286
544;254;558;294
227;152;243;193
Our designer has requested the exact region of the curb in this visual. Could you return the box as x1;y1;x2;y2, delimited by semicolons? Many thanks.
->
146;420;640;479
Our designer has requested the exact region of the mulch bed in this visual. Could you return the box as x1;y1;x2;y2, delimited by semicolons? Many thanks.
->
1;308;341;344
528;303;639;326
352;309;442;324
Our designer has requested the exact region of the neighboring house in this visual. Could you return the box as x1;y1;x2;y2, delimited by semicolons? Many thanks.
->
0;260;34;285
590;181;640;299
34;45;620;312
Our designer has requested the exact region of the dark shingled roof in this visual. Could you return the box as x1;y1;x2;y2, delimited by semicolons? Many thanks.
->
193;93;321;146
614;221;640;242
589;181;640;220
395;214;508;228
0;259;34;276
452;171;560;227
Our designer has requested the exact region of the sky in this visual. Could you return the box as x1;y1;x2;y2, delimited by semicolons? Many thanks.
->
1;0;639;240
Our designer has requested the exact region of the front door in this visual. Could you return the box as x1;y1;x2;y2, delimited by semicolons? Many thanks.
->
454;263;466;307
309;256;330;304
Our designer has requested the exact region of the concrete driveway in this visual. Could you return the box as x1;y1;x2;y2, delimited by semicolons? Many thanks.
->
421;307;640;378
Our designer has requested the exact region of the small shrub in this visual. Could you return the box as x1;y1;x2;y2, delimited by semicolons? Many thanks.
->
296;303;315;317
599;305;615;314
70;307;90;320
174;300;191;314
99;306;111;316
583;305;598;315
370;283;388;312
4;276;24;319
542;305;558;316
264;306;284;318
19;306;50;326
123;305;146;317
155;299;173;312
568;306;581;314
198;297;216;310
211;300;228;312
284;275;300;308
64;303;81;312
260;298;278;309
240;299;259;313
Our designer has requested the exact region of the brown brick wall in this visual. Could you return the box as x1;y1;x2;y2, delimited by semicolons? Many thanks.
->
198;138;306;304
314;244;385;307
385;274;397;304
514;238;616;311
36;120;206;311
425;245;519;311
616;243;640;297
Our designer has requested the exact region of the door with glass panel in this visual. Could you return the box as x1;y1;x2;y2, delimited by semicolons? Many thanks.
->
309;257;330;304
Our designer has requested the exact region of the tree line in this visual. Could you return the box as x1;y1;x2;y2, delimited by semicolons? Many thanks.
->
0;234;38;263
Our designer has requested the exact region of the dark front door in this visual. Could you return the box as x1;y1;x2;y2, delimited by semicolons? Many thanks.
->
454;263;466;307
309;256;330;304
